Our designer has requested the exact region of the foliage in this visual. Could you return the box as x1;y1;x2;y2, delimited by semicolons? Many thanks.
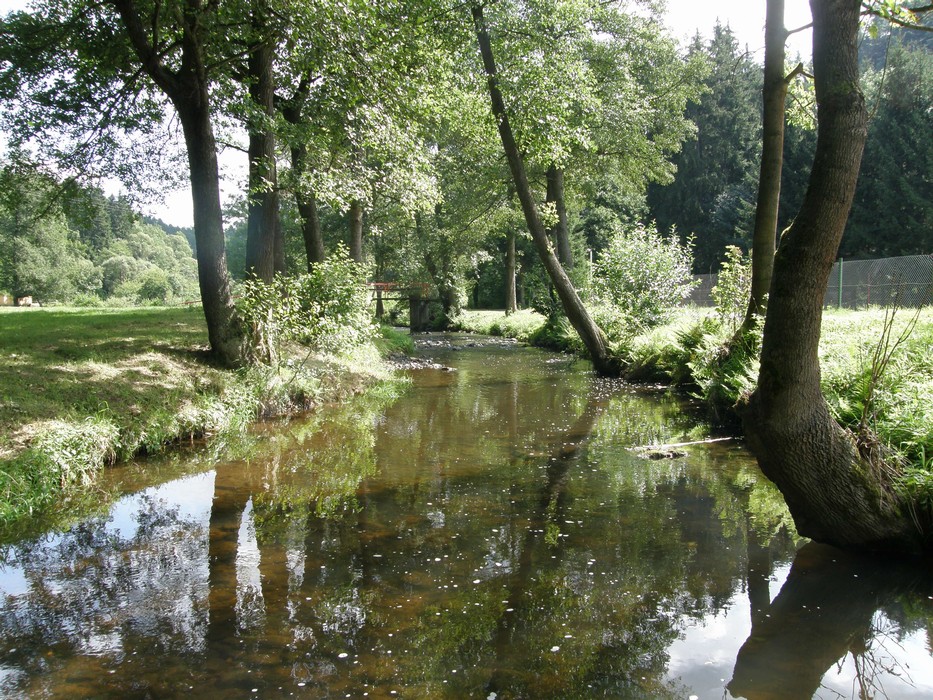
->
621;311;713;384
711;245;752;333
453;309;546;343
646;24;764;272
375;324;416;356
821;308;933;471
591;222;697;336
238;247;377;363
0;162;199;305
843;37;933;258
688;323;762;411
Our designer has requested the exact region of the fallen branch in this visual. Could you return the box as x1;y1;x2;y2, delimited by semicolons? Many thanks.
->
633;437;734;452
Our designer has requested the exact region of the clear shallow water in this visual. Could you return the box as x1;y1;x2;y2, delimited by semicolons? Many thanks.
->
1;335;931;699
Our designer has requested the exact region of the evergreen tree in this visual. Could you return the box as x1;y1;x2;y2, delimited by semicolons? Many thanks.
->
843;39;933;258
646;25;763;273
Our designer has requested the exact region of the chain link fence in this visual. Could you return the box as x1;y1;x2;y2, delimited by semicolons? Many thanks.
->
687;254;933;309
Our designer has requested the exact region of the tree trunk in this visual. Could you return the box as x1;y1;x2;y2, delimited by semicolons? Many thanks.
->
292;146;326;269
349;199;364;262
113;0;244;367
740;0;788;331
296;188;325;269
177;97;245;366
740;0;921;554
244;6;281;282
472;4;615;375
546;164;573;270
505;228;517;314
281;79;325;270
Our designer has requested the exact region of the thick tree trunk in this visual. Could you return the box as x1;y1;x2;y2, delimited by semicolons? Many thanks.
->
244;16;281;282
177;98;245;367
113;0;244;367
287;142;326;269
472;4;615;375
296;188;325;269
740;0;921;553
740;0;788;330
349;199;364;263
505;228;517;314
546;164;573;270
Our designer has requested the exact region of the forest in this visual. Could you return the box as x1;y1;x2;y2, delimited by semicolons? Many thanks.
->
1;0;932;557
1;4;929;315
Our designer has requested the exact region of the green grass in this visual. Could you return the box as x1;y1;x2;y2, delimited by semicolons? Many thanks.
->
819;307;933;466
0;305;397;529
453;309;547;343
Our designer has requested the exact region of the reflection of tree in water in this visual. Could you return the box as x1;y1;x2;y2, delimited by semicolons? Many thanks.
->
3;346;932;697
0;488;210;696
728;542;933;700
361;374;796;698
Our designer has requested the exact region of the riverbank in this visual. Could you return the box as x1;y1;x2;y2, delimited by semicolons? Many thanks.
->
454;306;933;473
0;306;411;530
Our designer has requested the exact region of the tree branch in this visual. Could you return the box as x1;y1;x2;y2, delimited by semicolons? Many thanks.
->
110;0;178;94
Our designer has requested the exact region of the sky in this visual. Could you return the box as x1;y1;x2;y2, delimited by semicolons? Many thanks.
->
0;0;814;228
663;0;814;59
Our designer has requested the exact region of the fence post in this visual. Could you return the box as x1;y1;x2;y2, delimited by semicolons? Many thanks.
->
838;258;844;308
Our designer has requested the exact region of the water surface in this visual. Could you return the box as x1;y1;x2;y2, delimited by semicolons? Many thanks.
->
1;335;931;698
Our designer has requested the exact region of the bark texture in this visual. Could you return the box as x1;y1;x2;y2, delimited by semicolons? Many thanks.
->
295;176;326;269
472;4;615;375
281;84;327;269
349;199;364;263
505;228;517;314
545;164;572;270
741;0;922;553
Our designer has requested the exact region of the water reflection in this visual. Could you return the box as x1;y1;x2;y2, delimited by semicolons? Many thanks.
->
728;543;933;699
0;336;931;698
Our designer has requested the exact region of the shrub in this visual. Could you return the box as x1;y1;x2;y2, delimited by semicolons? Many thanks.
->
711;245;752;333
592;223;697;334
239;246;377;363
136;268;173;304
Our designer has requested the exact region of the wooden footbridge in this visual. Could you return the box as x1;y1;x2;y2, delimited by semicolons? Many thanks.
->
368;282;435;331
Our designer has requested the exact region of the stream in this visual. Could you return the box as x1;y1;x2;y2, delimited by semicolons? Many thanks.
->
1;334;932;698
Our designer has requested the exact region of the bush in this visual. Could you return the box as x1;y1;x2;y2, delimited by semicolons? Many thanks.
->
711;245;752;333
136;268;173;304
239;246;377;363
592;223;697;335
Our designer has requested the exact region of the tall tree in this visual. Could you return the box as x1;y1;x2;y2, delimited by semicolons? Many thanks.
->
471;1;616;374
843;37;933;257
647;25;763;272
0;0;244;365
113;0;244;365
242;0;283;281
741;0;791;329
740;0;926;554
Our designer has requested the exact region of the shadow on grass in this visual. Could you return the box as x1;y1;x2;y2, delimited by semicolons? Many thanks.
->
0;307;218;441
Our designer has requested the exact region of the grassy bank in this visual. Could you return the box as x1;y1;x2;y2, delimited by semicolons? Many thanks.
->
0;306;407;528
456;306;933;472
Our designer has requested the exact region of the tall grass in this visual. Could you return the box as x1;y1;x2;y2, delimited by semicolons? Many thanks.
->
452;309;547;343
